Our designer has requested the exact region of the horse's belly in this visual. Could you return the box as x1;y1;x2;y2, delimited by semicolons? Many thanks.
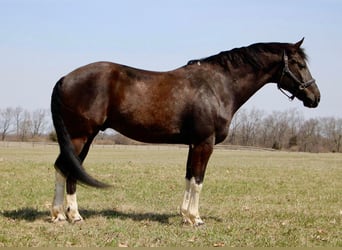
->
115;125;184;144
109;115;185;144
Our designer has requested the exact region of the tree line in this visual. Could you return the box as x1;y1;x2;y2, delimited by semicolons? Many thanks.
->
1;106;341;153
224;108;342;153
0;107;50;141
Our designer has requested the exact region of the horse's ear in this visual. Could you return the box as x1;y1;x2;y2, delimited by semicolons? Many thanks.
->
294;37;304;49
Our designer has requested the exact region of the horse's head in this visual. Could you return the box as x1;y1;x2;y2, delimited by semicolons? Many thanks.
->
277;38;320;108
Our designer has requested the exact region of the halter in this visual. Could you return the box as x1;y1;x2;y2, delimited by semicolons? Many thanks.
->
277;51;316;101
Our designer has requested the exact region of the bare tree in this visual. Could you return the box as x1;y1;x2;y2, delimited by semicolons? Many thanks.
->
14;106;23;137
271;111;291;149
0;107;13;141
19;110;32;141
31;109;47;137
239;108;264;146
259;114;276;148
298;118;320;152
320;117;342;152
226;108;243;144
285;109;304;149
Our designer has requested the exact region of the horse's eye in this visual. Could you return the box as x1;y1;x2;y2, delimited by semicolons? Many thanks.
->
292;59;305;69
298;63;306;69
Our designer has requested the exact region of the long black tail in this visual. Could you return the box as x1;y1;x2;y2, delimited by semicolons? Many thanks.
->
51;77;110;188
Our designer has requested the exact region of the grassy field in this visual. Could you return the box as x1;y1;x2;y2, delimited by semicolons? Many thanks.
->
0;142;341;247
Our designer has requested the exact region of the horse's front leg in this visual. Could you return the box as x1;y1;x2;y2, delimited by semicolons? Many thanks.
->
180;145;192;223
66;177;83;223
181;138;213;226
181;177;204;226
51;170;67;222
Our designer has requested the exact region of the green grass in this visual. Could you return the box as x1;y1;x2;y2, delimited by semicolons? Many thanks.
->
0;143;341;247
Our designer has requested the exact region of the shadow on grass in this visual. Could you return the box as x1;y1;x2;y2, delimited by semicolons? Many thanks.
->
80;209;178;224
1;207;49;222
1;207;182;224
82;209;222;224
1;207;222;224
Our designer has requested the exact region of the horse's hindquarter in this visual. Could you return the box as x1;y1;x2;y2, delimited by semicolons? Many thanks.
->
58;62;117;136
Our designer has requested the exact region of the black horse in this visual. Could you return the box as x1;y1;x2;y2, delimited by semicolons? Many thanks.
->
50;39;320;225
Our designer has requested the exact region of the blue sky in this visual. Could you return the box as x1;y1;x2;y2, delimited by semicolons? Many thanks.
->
1;0;341;118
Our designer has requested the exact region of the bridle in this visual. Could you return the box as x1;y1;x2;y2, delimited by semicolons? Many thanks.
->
277;51;316;100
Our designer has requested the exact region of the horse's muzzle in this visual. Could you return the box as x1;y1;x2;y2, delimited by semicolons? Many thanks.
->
303;94;320;108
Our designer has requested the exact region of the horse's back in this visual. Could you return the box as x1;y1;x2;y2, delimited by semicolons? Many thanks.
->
56;62;186;141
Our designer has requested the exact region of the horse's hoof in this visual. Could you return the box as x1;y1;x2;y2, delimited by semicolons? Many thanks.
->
51;214;67;223
68;215;83;223
193;217;205;227
182;217;192;225
66;208;83;223
194;220;205;227
181;215;205;227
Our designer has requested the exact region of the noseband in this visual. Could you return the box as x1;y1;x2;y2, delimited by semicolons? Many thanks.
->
277;51;316;100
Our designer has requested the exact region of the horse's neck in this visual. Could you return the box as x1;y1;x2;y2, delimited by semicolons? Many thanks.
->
228;53;280;111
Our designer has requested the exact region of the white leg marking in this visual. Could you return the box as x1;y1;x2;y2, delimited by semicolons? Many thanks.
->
66;193;83;222
188;177;204;226
180;178;191;222
66;193;83;223
181;177;204;226
51;170;66;222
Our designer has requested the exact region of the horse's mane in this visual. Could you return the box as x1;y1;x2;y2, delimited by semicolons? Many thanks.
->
187;42;308;70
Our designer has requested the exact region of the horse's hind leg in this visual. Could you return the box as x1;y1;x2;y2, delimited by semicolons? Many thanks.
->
65;135;96;222
66;176;81;222
51;134;96;223
51;157;67;222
